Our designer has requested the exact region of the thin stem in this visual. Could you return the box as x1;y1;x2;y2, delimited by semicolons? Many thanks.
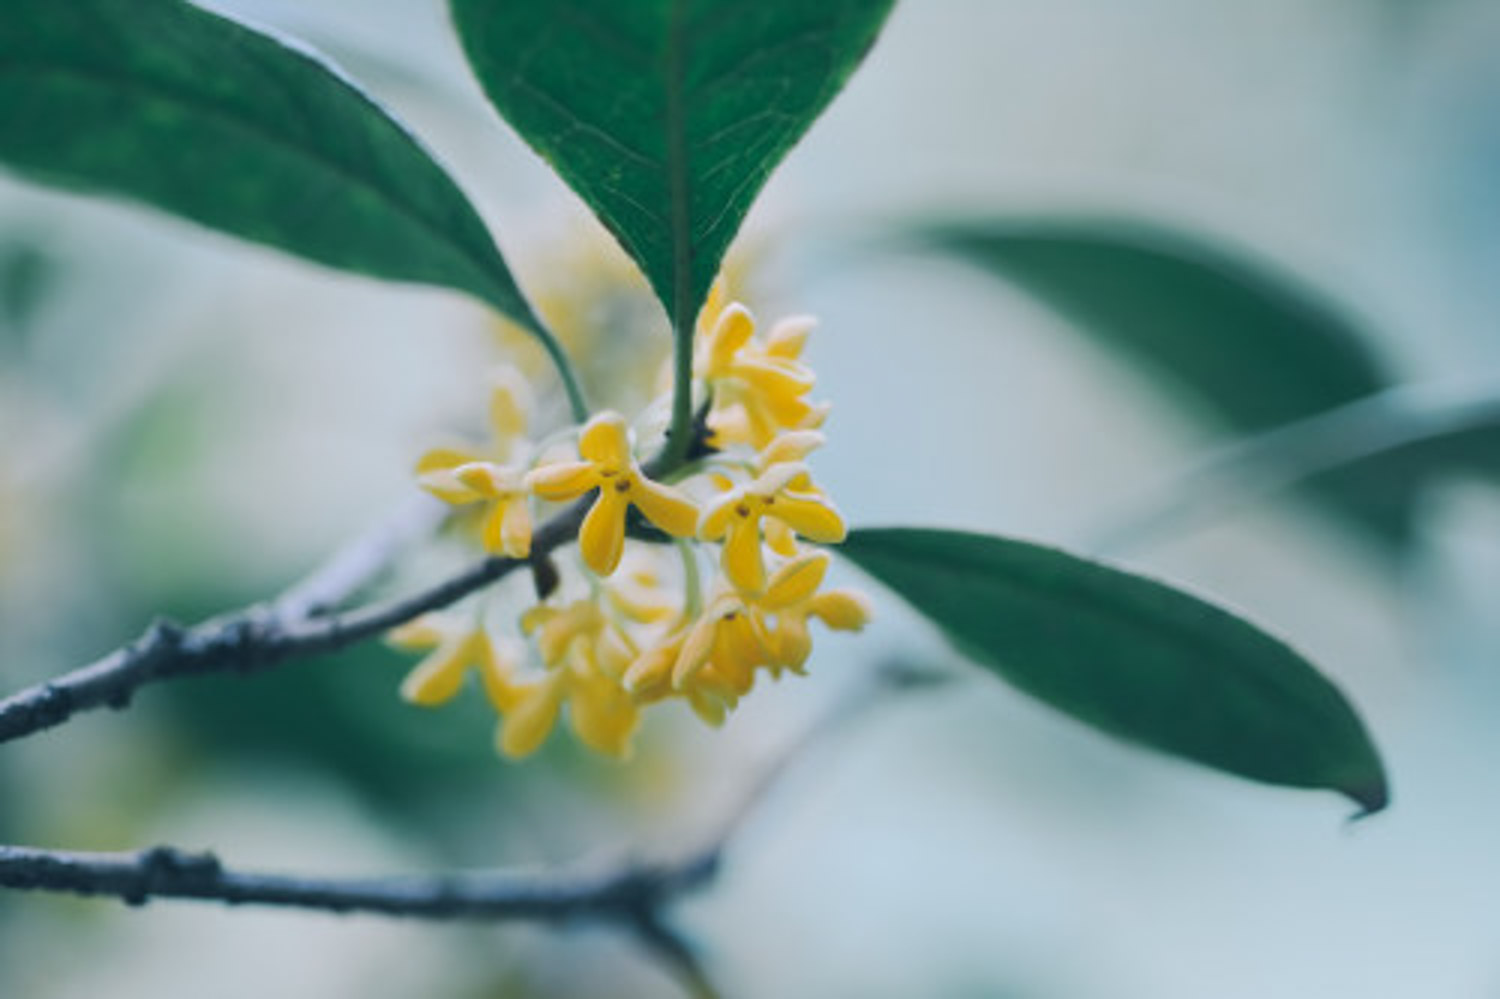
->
676;538;703;620
530;317;591;424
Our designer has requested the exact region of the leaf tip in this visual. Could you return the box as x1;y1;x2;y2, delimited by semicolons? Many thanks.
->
1343;772;1391;820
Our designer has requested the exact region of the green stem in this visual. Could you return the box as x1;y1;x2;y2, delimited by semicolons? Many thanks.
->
530;318;590;424
663;313;696;466
675;538;703;620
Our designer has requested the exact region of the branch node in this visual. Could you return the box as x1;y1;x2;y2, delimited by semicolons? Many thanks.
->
530;553;561;601
130;845;222;906
32;683;75;727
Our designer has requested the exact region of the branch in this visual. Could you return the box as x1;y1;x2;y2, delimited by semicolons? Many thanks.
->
1084;377;1500;555
0;492;595;744
0;842;715;922
0;663;931;993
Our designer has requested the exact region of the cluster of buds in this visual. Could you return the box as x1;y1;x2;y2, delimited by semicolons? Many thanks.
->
388;282;871;760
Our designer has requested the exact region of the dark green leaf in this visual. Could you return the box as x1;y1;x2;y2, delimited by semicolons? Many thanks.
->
0;0;541;330
840;527;1389;812
449;0;895;328
918;220;1424;543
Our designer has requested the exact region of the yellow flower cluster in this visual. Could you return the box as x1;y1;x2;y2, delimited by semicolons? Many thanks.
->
390;283;870;760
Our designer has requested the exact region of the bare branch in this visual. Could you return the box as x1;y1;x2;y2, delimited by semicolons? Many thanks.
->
0;663;929;994
630;910;724;999
0;843;714;922
0;492;593;745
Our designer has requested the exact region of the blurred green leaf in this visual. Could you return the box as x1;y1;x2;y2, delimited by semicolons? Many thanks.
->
0;0;543;331
841;527;1389;812
918;219;1430;543
449;0;895;328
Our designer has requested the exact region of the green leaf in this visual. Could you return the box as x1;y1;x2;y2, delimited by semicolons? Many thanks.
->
840;527;1389;813
449;0;895;329
917;220;1424;543
0;0;540;331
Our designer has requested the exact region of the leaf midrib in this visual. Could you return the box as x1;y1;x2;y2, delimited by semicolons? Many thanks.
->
664;0;694;329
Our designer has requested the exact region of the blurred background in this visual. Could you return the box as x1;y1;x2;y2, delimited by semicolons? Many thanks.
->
4;0;1500;995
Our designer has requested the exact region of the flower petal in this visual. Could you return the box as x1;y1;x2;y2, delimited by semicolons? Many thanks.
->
686;688;730;728
764;517;799;557
398;634;474;706
497;495;533;559
808;590;873;631
772;493;847;544
579;487;630;575
734;356;816;398
723;609;772;671
578;411;632;468
526;461;598;500
496;676;563;758
672;610;721;687
415;445;483;475
697;490;743;541
773;614;813;670
417;469;483;505
385;614;454;651
696;275;729;336
762;551;831;609
477;640;523;713
764;315;815;360
703;303;756;374
757;430;825;469
624;635;682;699
487;366;532;448
722;516;766;593
568;673;639;759
631;476;699;537
455;461;526;497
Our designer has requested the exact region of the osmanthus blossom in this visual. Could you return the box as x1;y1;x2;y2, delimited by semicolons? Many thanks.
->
389;281;872;760
696;298;828;449
698;460;846;593
526;411;698;575
414;367;536;558
624;550;871;722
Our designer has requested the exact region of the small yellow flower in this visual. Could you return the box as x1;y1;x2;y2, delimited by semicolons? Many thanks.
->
623;591;773;723
623;625;739;728
485;669;565;759
756;551;872;671
698;303;824;448
416;369;535;557
515;598;643;758
698;462;847;593
526;412;698;576
387;613;513;709
418;461;532;558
